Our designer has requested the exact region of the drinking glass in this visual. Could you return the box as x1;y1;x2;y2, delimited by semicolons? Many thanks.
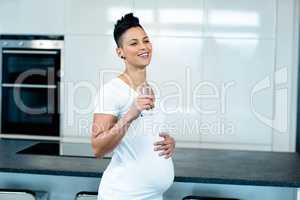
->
138;83;154;117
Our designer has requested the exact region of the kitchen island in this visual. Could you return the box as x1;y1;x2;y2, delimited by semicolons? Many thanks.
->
0;139;299;199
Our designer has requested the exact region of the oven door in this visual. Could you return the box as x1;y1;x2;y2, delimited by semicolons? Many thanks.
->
1;48;60;136
2;49;59;84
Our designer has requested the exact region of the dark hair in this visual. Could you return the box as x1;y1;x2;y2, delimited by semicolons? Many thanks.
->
113;13;143;47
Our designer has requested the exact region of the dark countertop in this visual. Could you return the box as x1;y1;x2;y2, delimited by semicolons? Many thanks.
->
1;139;300;188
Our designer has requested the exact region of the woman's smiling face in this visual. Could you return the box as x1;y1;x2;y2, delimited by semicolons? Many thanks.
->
117;26;152;68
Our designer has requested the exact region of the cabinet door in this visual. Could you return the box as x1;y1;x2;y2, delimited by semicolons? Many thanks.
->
65;0;133;35
61;35;123;138
201;38;275;146
204;0;276;39
199;0;279;150
0;0;64;34
148;37;204;143
273;0;298;151
134;0;204;37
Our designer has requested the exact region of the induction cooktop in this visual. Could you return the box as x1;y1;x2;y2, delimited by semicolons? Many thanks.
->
17;142;110;158
17;142;59;156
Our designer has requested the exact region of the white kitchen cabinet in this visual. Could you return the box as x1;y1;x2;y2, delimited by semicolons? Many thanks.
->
148;36;204;142
61;35;123;139
0;0;65;34
272;0;299;152
134;0;277;148
51;0;297;151
65;0;133;35
204;0;276;39
134;0;204;37
200;38;274;146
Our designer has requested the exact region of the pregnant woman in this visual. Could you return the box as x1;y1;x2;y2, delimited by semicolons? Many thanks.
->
92;13;176;200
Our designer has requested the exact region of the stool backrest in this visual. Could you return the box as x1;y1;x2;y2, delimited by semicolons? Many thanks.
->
75;192;97;200
183;196;240;200
0;191;36;200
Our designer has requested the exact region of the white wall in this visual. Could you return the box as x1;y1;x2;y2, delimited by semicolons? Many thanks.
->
0;0;298;152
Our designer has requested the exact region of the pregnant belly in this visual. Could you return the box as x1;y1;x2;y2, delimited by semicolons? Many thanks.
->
134;154;174;193
104;155;174;195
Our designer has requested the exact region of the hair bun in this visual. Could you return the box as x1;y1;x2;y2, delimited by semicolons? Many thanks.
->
122;13;139;24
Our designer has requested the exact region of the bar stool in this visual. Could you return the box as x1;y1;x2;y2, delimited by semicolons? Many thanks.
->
182;196;240;200
75;192;98;200
0;189;36;200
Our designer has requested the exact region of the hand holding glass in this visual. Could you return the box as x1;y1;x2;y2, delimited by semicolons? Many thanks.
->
138;83;155;117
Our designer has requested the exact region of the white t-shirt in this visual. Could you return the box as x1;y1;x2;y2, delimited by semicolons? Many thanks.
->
94;77;174;200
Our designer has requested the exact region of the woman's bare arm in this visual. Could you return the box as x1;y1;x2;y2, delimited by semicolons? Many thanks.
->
91;94;154;158
91;112;134;158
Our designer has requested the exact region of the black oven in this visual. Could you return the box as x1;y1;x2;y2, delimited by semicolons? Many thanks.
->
0;35;63;138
